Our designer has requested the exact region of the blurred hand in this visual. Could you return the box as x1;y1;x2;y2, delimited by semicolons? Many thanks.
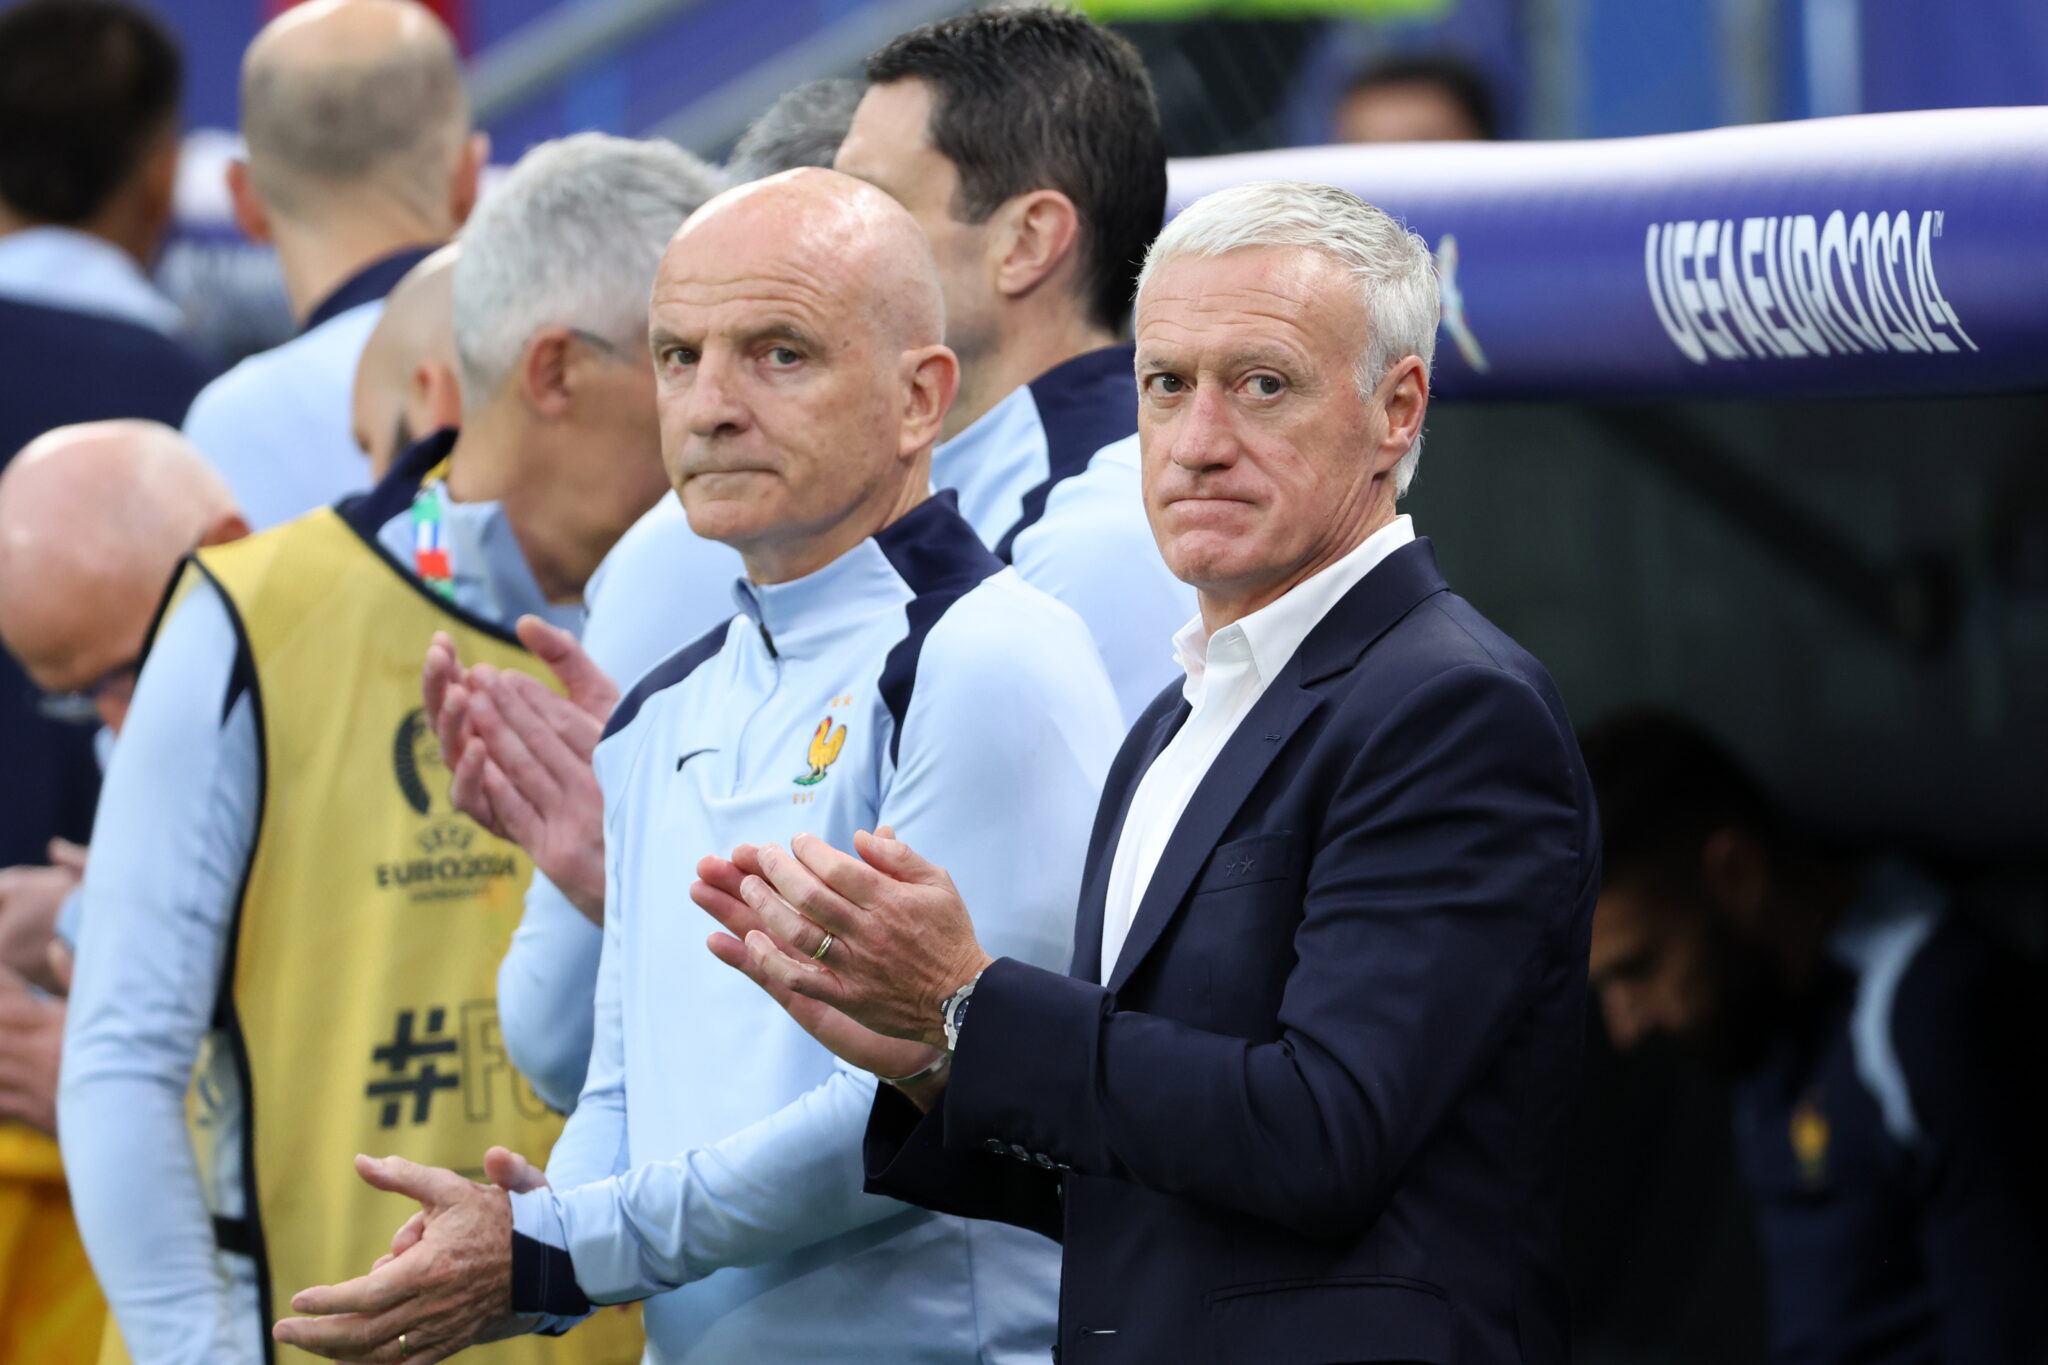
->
0;966;64;1136
274;1154;529;1362
694;846;944;1088
446;617;618;924
422;632;503;838
0;844;83;994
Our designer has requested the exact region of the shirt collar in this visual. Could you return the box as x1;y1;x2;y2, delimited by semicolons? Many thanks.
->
303;244;438;333
0;226;183;335
1173;514;1418;699
731;492;992;655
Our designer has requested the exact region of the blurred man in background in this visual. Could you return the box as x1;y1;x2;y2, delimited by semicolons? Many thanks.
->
351;244;463;480
725;77;864;185
1335;54;1498;144
0;0;210;877
61;133;720;1365
1581;711;2048;1365
183;0;485;529
0;6;210;1356
0;419;243;1365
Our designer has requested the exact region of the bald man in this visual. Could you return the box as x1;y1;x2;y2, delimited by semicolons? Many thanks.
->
0;422;246;733
0;421;242;1365
276;168;1118;1365
351;244;462;479
184;0;485;529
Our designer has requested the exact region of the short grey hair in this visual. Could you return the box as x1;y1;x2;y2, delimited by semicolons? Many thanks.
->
1136;180;1439;496
727;78;864;183
453;133;726;406
242;19;467;223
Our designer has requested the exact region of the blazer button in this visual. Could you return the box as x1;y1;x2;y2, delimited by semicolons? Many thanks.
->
1009;1143;1031;1162
984;1138;1007;1154
1034;1153;1055;1169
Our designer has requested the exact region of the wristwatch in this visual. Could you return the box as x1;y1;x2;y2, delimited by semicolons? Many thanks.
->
942;969;985;1052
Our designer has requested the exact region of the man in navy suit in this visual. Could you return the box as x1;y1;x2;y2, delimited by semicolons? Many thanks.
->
697;180;1599;1365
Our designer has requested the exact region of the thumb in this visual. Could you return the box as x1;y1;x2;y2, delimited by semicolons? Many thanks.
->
483;1146;548;1193
354;1153;465;1209
47;839;88;874
515;615;619;720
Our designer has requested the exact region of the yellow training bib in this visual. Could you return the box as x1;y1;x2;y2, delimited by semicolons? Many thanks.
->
130;507;641;1365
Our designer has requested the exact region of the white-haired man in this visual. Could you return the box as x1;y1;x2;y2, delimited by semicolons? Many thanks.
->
59;133;723;1365
704;180;1601;1365
183;0;487;529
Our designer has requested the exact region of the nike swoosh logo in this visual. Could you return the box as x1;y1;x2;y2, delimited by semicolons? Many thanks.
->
676;748;717;772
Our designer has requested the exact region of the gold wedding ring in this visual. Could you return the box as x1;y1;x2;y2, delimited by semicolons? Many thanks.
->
811;933;835;961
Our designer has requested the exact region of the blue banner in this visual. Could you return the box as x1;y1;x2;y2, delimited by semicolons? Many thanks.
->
1167;107;2048;400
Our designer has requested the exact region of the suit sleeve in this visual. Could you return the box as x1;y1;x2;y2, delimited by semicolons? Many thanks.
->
930;663;1584;1240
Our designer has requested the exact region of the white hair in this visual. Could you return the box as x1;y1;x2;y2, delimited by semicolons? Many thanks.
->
1135;180;1440;496
453;133;727;406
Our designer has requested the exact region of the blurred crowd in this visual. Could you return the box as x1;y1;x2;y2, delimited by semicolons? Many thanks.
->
0;2;2040;1364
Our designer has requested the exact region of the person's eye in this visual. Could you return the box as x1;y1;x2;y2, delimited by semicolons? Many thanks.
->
767;346;802;367
1144;373;1186;396
1246;373;1284;398
660;345;697;369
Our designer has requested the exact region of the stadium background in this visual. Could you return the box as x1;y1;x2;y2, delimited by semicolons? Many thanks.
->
74;1;2048;1361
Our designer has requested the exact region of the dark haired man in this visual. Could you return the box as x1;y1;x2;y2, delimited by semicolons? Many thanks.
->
0;10;210;1349
1580;710;2048;1365
846;7;1191;721
1336;53;1498;144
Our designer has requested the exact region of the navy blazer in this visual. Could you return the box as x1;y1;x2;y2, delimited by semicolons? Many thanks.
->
865;539;1599;1364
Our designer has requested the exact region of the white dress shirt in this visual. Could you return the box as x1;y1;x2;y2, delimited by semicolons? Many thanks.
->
1098;514;1417;976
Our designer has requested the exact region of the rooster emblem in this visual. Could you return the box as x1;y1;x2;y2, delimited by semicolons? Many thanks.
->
794;717;848;786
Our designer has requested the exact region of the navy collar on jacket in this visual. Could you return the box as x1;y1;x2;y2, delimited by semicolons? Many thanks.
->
1073;538;1452;989
303;244;439;334
338;426;457;534
990;344;1137;562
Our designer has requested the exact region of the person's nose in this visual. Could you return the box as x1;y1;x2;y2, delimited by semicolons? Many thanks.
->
1167;381;1242;475
682;350;749;438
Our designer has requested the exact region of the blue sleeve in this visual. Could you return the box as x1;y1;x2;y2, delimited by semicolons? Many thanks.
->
498;872;602;1113
878;574;1122;972
1006;436;1192;727
1891;924;2048;1362
58;581;265;1364
505;580;1121;1310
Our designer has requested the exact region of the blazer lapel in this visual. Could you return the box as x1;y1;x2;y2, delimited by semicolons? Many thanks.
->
1105;677;1322;994
1100;538;1452;994
1070;702;1185;985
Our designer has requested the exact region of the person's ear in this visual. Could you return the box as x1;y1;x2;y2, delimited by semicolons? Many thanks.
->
1700;828;1770;929
199;511;253;548
226;158;272;246
409;359;465;440
899;344;960;459
518;327;575;419
1371;355;1429;485
990;189;1082;302
449;132;490;230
